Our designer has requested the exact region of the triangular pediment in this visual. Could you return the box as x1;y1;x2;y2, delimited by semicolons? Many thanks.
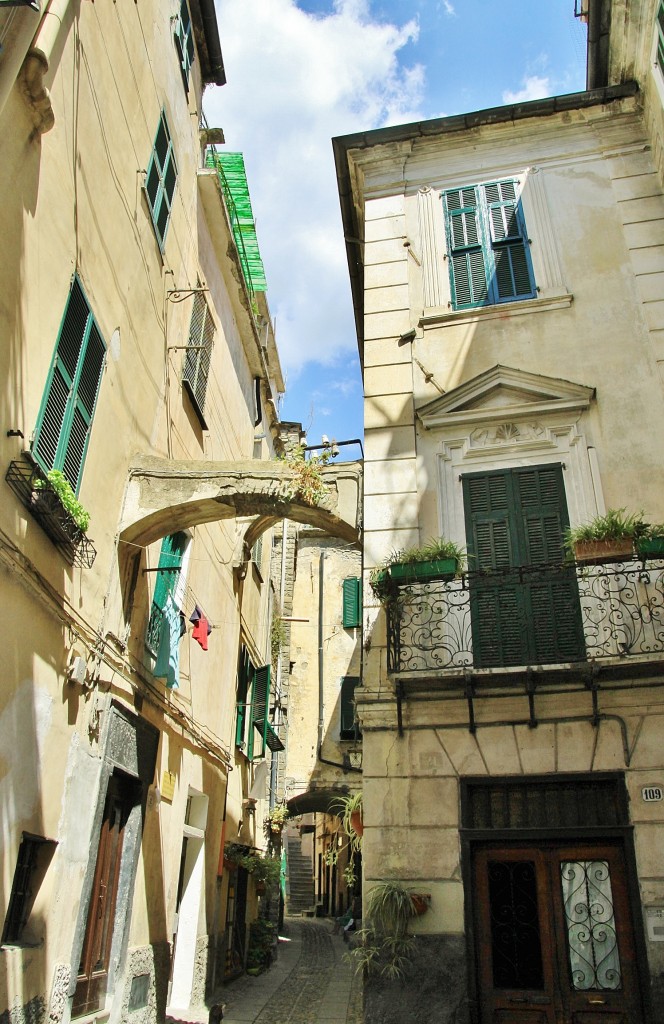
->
417;364;595;430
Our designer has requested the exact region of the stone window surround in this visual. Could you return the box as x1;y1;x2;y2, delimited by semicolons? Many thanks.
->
433;415;603;551
416;166;573;325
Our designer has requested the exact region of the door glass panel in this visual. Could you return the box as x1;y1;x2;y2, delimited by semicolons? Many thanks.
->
488;860;544;989
560;860;622;991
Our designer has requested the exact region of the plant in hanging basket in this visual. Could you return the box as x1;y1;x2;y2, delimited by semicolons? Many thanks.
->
369;538;466;601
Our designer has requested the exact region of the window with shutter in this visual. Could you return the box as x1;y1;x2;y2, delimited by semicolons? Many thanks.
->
145;532;188;654
32;277;106;493
145;112;177;249
174;0;195;90
463;465;585;668
443;180;535;310
235;647;252;750
342;577;361;628
182;291;214;426
248;664;271;760
340;676;361;740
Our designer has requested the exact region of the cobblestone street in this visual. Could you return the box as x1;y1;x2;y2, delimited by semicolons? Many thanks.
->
166;919;362;1024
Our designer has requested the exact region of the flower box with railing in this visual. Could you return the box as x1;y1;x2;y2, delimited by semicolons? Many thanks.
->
386;557;664;675
5;458;97;568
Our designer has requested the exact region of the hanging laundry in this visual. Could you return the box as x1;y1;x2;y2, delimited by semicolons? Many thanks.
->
179;611;187;638
190;604;212;651
154;594;181;689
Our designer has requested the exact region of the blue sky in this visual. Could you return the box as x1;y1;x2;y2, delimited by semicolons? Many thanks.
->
207;0;588;455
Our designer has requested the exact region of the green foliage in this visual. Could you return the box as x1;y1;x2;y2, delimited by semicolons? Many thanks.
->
366;881;419;938
345;931;416;981
270;615;287;662
246;917;276;972
369;538;465;600
280;447;333;507
331;791;363;852
224;846;281;896
264;802;289;838
34;469;90;532
564;508;649;555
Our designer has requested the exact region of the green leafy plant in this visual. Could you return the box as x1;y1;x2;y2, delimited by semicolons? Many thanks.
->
33;469;90;533
369;538;466;599
564;508;649;557
246;917;276;973
280;447;333;507
224;846;281;896
345;881;430;980
270;615;287;662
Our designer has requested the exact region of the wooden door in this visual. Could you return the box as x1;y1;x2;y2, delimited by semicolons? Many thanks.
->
473;844;644;1024
72;776;132;1018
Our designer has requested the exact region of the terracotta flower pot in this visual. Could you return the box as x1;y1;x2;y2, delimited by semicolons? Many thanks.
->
350;809;364;836
410;893;430;915
573;538;634;562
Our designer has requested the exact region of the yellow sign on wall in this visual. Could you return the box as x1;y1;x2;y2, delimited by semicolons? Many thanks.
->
161;771;176;802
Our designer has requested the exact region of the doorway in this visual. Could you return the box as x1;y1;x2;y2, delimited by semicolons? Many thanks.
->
472;842;644;1024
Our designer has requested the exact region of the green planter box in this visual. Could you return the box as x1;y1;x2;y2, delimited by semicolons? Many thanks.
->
389;557;458;583
637;537;664;558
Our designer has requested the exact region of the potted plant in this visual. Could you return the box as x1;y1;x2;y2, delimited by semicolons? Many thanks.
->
345;881;430;980
564;508;648;562
637;523;664;558
369;539;465;600
32;468;91;535
263;802;290;837
331;792;363;846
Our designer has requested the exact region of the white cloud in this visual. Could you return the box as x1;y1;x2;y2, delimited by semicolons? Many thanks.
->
206;0;424;379
442;1;456;16
502;74;551;104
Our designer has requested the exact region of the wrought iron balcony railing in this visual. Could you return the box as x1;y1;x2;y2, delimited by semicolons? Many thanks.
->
385;558;664;675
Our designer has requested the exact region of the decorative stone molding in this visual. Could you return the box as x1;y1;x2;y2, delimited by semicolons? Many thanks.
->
19;50;55;135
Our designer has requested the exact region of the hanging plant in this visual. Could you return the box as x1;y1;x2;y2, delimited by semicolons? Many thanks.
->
33;469;91;533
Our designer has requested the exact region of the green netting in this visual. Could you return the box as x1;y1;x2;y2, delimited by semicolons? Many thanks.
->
206;151;267;293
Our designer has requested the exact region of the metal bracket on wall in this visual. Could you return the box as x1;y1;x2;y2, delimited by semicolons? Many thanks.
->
396;680;404;737
464;670;476;734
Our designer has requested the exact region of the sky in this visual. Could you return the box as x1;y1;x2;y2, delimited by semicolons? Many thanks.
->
205;0;588;456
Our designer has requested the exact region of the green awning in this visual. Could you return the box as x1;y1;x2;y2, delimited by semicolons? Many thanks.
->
207;151;267;293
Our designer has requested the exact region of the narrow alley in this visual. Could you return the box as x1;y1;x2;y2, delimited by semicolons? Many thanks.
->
165;920;363;1024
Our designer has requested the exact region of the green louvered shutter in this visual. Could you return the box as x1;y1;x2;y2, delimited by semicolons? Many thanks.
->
182;291;214;424
235;647;252;750
174;0;195;88
249;664;271;760
514;467;585;664
33;277;105;492
484;181;535;301
340;676;360;739
464;471;528;668
342;577;361;628
146;532;187;653
464;467;585;668
445;187;488;308
657;1;664;76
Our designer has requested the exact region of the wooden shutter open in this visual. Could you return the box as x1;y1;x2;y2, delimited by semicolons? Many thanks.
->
249;664;271;760
342;577;361;628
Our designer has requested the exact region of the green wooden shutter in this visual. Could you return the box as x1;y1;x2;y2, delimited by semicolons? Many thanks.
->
657;1;664;76
174;0;194;87
444;187;488;308
340;676;360;739
248;664;271;760
32;277;105;492
513;467;585;664
235;647;252;750
483;181;534;301
464;466;585;668
146;532;187;653
464;471;528;668
342;577;361;628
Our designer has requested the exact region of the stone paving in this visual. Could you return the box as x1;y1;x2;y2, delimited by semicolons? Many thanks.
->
165;919;362;1024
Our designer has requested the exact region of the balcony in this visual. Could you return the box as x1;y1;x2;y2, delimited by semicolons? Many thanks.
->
386;558;664;681
5;458;97;568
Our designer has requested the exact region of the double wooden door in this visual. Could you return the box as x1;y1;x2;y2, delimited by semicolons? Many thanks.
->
473;843;644;1024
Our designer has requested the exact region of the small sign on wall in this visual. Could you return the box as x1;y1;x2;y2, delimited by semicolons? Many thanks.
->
161;771;176;801
642;785;663;802
646;908;664;942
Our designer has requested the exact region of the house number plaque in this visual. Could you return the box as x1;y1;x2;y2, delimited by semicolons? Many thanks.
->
642;785;663;802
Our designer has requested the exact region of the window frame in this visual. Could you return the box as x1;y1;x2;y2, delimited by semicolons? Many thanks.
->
235;649;272;760
174;0;195;91
145;111;178;250
442;179;536;311
2;833;57;946
340;675;361;740
32;275;106;494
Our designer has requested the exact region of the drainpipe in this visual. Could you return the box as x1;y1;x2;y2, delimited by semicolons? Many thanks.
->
268;519;289;809
0;5;40;118
4;0;71;133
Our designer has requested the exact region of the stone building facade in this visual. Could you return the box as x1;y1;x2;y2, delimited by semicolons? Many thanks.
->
333;2;664;1022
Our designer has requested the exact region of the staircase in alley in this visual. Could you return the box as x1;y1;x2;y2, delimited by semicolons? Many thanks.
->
285;832;315;916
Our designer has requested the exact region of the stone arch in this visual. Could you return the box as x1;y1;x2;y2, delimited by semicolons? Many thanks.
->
118;456;362;548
